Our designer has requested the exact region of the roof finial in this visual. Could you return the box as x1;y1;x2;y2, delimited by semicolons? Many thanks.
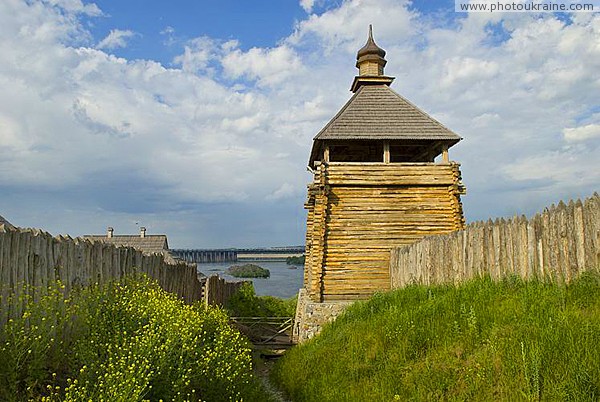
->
356;25;386;76
351;25;394;92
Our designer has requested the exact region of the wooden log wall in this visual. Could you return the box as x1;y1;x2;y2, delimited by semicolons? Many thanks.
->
304;162;465;302
0;226;204;325
390;193;600;288
203;275;249;307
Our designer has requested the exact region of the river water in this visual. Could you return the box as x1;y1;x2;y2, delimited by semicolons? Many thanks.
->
197;260;304;299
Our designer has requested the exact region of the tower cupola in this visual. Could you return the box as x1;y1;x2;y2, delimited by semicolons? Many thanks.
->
356;24;387;76
351;25;395;92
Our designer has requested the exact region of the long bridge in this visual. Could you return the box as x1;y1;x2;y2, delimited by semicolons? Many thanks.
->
170;246;305;263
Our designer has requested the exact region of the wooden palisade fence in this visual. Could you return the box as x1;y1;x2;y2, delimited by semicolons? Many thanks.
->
390;193;600;288
203;275;248;306
0;225;204;325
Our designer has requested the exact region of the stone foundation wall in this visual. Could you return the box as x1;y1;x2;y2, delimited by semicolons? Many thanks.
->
293;288;352;343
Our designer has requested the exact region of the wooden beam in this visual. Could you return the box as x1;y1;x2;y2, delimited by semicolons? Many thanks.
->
410;141;442;162
324;144;330;163
442;144;449;163
383;141;390;164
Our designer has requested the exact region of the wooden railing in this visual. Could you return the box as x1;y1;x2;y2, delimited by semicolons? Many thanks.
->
230;317;294;348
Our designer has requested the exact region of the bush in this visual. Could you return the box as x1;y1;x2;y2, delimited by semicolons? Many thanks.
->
226;264;270;278
285;255;305;265
0;275;270;401
226;283;297;318
0;282;72;401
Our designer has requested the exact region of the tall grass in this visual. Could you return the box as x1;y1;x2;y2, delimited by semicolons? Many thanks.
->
0;275;273;401
273;272;600;401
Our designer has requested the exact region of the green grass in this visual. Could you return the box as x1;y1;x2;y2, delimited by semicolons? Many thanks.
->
225;282;297;318
0;275;274;401
272;272;600;401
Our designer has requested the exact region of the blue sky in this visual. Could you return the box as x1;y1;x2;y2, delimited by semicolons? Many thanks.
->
85;1;308;62
0;0;599;248
84;0;458;62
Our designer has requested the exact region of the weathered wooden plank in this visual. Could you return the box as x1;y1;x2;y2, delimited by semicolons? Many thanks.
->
573;200;586;273
389;193;599;290
11;229;21;317
0;230;11;325
0;227;205;324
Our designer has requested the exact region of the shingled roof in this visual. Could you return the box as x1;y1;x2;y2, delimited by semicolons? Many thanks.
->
84;230;169;255
0;214;14;229
309;26;462;167
314;85;461;142
84;235;168;254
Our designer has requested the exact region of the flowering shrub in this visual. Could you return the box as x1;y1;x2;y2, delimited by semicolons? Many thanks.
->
0;282;72;400
0;275;265;401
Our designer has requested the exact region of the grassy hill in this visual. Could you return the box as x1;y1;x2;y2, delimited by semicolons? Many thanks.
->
272;272;600;401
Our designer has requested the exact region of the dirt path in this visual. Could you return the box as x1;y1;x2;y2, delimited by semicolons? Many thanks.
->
255;356;290;402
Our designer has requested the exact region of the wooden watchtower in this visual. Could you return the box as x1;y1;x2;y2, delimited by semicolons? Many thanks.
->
303;26;466;302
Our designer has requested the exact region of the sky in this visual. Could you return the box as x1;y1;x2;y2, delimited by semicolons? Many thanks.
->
0;0;599;248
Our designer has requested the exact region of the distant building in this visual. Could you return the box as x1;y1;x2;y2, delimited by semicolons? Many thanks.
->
0;214;14;229
84;227;169;255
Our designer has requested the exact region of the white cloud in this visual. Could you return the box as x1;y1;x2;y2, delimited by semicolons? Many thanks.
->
300;0;315;13
221;44;304;87
267;183;297;200
502;145;600;191
160;26;177;46
289;0;415;53
161;26;175;35
563;124;600;142
0;0;599;245
45;0;102;16
471;113;501;128
440;57;499;88
0;112;29;151
172;36;218;74
97;29;135;50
